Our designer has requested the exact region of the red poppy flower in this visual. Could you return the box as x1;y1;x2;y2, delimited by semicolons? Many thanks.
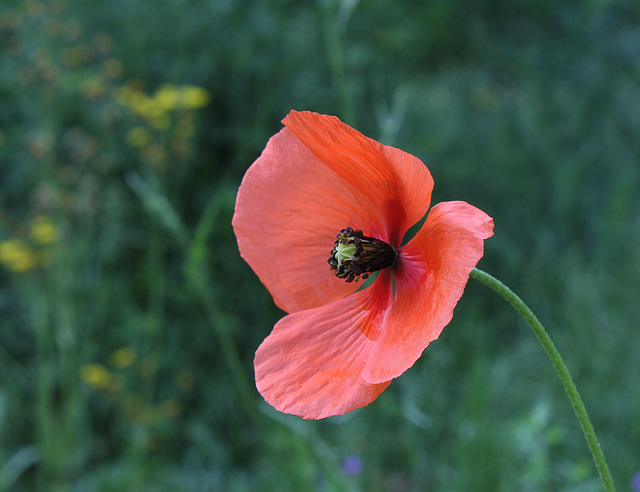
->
232;110;494;419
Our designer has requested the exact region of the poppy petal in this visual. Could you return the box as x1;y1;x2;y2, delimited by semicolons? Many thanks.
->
362;201;494;384
254;271;394;419
283;111;433;247
233;127;369;313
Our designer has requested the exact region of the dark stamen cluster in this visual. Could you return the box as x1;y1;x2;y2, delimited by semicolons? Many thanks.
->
328;227;397;283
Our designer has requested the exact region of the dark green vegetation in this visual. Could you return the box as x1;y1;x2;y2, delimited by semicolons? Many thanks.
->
1;0;639;490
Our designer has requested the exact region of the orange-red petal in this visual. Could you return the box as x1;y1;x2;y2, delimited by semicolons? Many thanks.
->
283;111;433;247
254;271;394;419
233;127;366;313
233;111;434;313
362;201;494;384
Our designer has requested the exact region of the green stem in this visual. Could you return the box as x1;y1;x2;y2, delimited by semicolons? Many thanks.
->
469;268;616;492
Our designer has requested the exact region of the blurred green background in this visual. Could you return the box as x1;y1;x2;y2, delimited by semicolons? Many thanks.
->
1;0;639;490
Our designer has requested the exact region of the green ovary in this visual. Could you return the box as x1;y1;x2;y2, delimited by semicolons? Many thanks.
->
335;242;357;267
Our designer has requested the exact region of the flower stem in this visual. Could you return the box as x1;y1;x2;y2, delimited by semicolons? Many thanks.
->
469;268;616;492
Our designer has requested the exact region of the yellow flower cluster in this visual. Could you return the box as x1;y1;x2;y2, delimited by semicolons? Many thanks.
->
114;83;209;169
115;83;209;131
30;215;58;244
109;347;136;369
80;347;137;392
0;239;39;273
0;216;58;273
80;364;113;390
81;347;193;424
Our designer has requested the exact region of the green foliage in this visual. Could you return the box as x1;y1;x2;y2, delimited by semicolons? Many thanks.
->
1;0;639;490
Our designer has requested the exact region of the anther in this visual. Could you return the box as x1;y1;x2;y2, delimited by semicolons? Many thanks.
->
328;227;397;282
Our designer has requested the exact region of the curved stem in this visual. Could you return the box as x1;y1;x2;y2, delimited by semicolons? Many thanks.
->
469;268;616;492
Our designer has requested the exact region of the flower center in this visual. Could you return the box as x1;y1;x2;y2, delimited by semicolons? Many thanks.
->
327;227;397;283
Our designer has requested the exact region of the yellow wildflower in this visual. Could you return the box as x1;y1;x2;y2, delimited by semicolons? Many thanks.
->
109;347;136;369
30;216;58;245
0;239;38;272
80;364;113;390
177;86;209;109
154;84;179;111
128;93;154;118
